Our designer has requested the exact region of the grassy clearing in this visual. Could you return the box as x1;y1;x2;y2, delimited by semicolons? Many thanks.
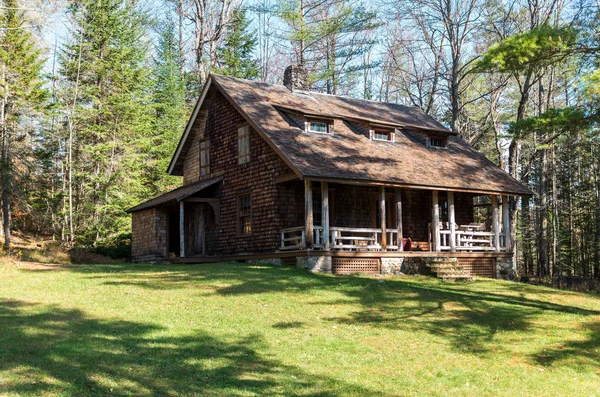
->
0;261;599;396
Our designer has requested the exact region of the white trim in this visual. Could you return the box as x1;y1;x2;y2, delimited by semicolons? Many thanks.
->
307;120;329;134
167;77;213;175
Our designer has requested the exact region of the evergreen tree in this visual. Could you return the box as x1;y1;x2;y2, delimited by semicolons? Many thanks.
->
214;8;260;80
59;0;154;246
151;18;187;188
0;0;46;249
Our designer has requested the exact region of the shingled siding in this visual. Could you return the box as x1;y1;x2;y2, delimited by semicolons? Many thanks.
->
182;91;293;255
132;208;168;261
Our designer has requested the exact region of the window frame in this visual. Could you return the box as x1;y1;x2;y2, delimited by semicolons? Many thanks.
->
371;128;395;142
236;192;252;237
428;136;447;148
306;118;333;134
199;139;210;176
238;124;250;165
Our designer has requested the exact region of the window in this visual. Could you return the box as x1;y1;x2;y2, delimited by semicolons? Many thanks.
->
429;136;447;148
237;194;252;236
238;125;250;164
307;120;330;134
200;140;210;176
372;129;394;142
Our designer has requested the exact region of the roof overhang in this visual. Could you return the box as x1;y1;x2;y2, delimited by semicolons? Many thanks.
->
304;176;534;197
127;176;223;213
167;77;214;176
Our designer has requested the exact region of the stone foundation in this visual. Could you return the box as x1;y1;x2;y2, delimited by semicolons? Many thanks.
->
496;256;515;279
381;257;404;275
296;255;332;273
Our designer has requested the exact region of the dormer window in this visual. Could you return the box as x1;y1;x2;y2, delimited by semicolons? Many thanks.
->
372;128;394;142
306;119;332;134
429;136;447;148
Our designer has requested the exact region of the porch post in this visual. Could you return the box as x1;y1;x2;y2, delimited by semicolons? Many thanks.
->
432;190;440;251
379;186;387;249
179;201;185;258
502;195;511;250
199;204;206;255
322;182;330;250
492;195;500;251
305;179;313;248
395;188;403;251
448;191;456;252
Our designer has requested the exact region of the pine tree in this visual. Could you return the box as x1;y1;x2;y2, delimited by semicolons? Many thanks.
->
151;18;187;190
214;8;259;80
59;0;154;246
0;0;47;249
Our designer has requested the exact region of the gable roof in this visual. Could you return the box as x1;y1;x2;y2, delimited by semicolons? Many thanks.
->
127;176;223;213
170;74;532;196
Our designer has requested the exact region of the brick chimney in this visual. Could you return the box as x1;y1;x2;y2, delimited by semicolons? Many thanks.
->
283;64;309;92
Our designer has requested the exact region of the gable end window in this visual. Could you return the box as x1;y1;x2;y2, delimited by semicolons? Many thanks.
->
237;194;252;236
429;136;447;148
200;139;210;176
306;119;332;134
238;125;250;164
372;128;394;142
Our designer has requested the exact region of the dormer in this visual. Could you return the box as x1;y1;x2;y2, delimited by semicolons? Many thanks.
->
305;118;334;134
426;135;448;149
369;125;395;142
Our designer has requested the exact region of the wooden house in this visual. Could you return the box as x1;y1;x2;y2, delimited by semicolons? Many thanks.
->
128;66;532;278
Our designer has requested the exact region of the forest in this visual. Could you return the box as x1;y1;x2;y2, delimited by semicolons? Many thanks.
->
0;0;598;280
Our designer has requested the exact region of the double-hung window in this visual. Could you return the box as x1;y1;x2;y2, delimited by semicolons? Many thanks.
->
237;194;252;236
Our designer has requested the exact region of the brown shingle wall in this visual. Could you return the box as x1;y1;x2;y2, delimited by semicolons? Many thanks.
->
132;208;168;261
191;92;293;254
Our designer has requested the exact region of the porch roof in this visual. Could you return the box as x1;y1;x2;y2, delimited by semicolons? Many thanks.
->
126;176;223;213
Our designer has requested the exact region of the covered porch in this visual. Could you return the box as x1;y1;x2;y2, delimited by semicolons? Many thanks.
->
279;180;512;254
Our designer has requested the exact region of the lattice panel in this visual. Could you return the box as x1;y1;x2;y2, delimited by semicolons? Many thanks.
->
332;258;380;274
458;258;495;278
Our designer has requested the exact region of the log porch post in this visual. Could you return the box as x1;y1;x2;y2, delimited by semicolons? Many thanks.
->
448;191;456;252
432;190;440;251
502;195;511;250
304;179;313;248
199;204;206;255
395;188;403;251
379;186;387;249
322;182;330;250
492;195;500;251
179;201;185;258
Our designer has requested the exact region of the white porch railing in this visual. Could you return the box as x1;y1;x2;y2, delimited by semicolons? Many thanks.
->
280;226;400;251
280;226;324;250
280;225;506;252
439;229;507;251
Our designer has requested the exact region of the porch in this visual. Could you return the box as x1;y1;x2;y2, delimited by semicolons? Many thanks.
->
279;180;512;254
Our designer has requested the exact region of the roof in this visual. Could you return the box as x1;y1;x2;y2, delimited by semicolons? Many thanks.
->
127;177;223;213
170;74;533;196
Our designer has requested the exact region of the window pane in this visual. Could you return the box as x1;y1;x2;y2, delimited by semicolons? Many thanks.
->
239;195;252;235
309;122;327;133
430;138;445;147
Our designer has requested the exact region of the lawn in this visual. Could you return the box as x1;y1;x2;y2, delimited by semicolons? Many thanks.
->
0;261;599;396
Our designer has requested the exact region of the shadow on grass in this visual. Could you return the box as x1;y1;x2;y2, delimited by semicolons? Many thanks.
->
20;262;600;366
0;298;392;396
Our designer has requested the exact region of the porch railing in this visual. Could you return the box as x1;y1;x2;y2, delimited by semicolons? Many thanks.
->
280;226;324;250
439;229;506;251
280;226;399;251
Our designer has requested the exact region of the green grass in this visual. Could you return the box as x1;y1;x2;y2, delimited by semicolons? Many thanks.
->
0;261;599;396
